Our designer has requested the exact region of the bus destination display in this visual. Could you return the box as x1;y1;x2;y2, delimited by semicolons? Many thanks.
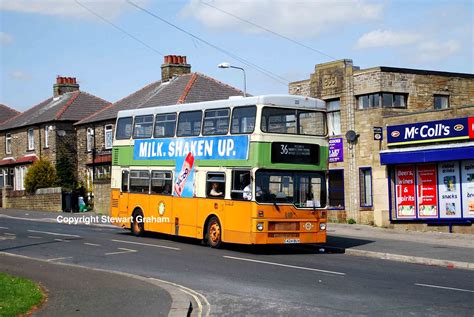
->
271;142;319;164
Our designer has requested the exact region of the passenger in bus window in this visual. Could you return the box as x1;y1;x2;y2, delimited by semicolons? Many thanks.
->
210;182;223;197
163;184;171;195
243;177;261;200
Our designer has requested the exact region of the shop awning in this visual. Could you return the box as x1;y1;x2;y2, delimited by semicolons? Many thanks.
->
380;142;474;165
0;155;38;166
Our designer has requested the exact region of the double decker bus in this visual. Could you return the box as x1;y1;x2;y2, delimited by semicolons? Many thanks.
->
110;95;328;247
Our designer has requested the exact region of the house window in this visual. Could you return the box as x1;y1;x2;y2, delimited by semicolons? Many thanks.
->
358;93;406;109
327;99;341;136
86;128;94;152
27;129;34;150
434;95;449;110
14;166;28;190
0;169;5;188
94;165;111;181
328;170;344;209
5;133;11;154
44;126;51;148
104;125;113;149
359;167;372;207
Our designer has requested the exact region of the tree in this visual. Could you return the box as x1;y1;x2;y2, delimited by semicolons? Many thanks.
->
24;160;58;193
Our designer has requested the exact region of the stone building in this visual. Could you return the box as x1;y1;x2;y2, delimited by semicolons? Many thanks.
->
0;76;109;194
290;59;474;233
0;104;19;124
75;55;245;214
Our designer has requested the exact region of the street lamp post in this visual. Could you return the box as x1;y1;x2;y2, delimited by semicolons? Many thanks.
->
218;62;246;97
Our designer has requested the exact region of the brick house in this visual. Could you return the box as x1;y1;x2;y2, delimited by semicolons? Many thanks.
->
290;60;474;233
75;55;244;214
0;104;20;124
0;76;109;193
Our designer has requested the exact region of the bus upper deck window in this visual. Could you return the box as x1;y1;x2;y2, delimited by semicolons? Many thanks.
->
298;111;325;136
203;108;230;135
116;117;133;140
231;106;256;134
177;111;202;137
154;113;176;138
133;115;154;139
261;108;296;134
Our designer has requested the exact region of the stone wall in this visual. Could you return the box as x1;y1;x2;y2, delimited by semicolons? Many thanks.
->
2;186;62;212
92;182;111;215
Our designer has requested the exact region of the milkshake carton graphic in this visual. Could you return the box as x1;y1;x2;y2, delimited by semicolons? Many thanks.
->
174;152;195;197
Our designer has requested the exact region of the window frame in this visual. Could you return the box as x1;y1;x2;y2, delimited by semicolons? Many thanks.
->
326;98;341;136
150;170;173;195
116;117;134;140
129;170;150;194
359;167;373;208
44;126;50;148
5;133;12;154
154;112;177;138
86;127;94;152
202;108;231;136
177;110;202;137
230;106;257;135
328;169;345;209
434;95;449;110
132;115;154;139
206;172;226;199
231;169;251;200
104;124;113;149
358;93;407;110
260;107;326;136
27;128;35;151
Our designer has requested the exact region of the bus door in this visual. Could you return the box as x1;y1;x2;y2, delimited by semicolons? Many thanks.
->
148;171;173;235
118;169;130;217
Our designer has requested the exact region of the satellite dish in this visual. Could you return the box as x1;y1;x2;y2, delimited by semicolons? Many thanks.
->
345;130;359;143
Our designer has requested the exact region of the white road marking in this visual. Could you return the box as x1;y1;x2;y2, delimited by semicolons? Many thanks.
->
0;226;9;229
0;236;15;240
415;283;474;293
105;248;137;255
47;256;73;262
28;236;42;239
111;239;180;251
223;255;346;276
27;229;80;238
54;238;71;243
84;242;101;247
4;233;16;236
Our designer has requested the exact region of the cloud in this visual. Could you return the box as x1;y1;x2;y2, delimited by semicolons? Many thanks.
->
0;0;149;20
414;40;461;63
9;71;32;81
355;30;421;49
181;0;383;38
0;32;13;45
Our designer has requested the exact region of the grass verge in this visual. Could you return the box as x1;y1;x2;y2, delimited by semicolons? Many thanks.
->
0;272;44;317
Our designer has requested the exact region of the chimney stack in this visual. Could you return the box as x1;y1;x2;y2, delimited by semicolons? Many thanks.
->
54;76;80;97
161;55;191;82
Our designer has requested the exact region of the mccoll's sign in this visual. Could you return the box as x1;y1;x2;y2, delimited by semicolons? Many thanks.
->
387;117;474;146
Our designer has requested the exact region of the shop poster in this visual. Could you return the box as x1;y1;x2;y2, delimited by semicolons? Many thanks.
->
395;165;416;218
461;160;474;218
416;164;438;218
438;162;461;218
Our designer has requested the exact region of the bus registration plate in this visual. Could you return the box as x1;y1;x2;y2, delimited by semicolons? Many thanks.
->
284;238;300;244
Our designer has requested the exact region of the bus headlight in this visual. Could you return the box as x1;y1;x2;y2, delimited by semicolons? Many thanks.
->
256;223;264;231
319;222;327;231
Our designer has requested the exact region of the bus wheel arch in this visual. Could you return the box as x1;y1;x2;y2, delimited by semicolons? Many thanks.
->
131;207;145;237
204;215;222;248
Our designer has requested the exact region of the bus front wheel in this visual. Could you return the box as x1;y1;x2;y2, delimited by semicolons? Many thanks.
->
206;216;222;248
131;209;144;237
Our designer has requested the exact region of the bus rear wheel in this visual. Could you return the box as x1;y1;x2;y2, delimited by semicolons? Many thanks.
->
206;216;222;248
131;209;144;237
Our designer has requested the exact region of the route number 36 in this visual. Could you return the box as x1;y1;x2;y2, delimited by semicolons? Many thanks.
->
280;144;289;155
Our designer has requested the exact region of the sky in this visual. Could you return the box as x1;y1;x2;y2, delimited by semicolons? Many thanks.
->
1;0;473;112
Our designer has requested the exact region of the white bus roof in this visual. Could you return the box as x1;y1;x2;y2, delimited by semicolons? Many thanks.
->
117;94;326;118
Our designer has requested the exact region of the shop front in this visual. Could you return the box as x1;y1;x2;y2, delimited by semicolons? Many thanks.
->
380;117;474;227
